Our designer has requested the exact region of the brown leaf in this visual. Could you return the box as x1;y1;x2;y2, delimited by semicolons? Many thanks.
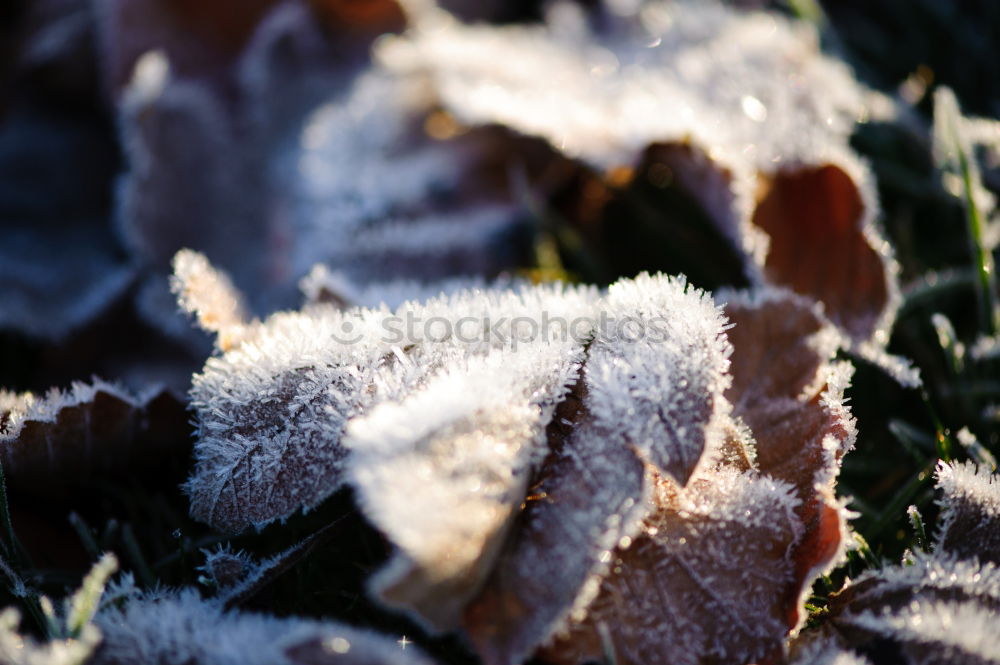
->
724;289;855;629
752;165;891;342
462;417;649;665
0;380;190;494
934;461;1000;564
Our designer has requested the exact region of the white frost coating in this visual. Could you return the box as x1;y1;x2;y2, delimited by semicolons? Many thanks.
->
933;460;1000;560
585;273;732;482
846;598;1000;663
379;0;902;345
379;1;861;252
94;590;436;665
937;461;1000;517
550;467;804;665
0;379;144;438
348;344;586;630
184;251;600;532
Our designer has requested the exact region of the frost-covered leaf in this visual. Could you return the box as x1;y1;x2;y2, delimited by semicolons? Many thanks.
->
340;273;731;651
823;554;1000;665
461;282;845;665
183;258;855;664
585;273;733;482
348;345;586;630
934;461;1000;564
381;0;901;346
539;468;802;665
184;252;598;532
793;462;1000;665
0;380;189;493
93;589;436;665
512;288;853;665
723;289;855;623
723;289;854;496
462;408;650;665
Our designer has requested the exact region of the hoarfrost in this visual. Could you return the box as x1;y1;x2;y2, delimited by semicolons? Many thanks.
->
183;252;599;532
0;379;188;493
796;464;1000;664
935;461;1000;564
586;273;732;482
348;345;586;630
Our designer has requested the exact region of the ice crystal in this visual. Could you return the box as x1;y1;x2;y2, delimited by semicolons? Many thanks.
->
380;0;902;346
934;461;1000;564
585;272;733;482
828;555;1000;665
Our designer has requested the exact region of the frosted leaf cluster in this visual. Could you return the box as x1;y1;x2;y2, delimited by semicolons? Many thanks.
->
179;250;855;664
181;250;599;532
792;461;1000;665
380;0;904;351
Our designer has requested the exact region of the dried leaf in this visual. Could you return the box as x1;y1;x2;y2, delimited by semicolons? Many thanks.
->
752;166;890;341
539;468;802;665
824;554;1000;665
348;346;586;630
462;416;650;665
0;380;189;493
934;461;1000;564
183;252;598;532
